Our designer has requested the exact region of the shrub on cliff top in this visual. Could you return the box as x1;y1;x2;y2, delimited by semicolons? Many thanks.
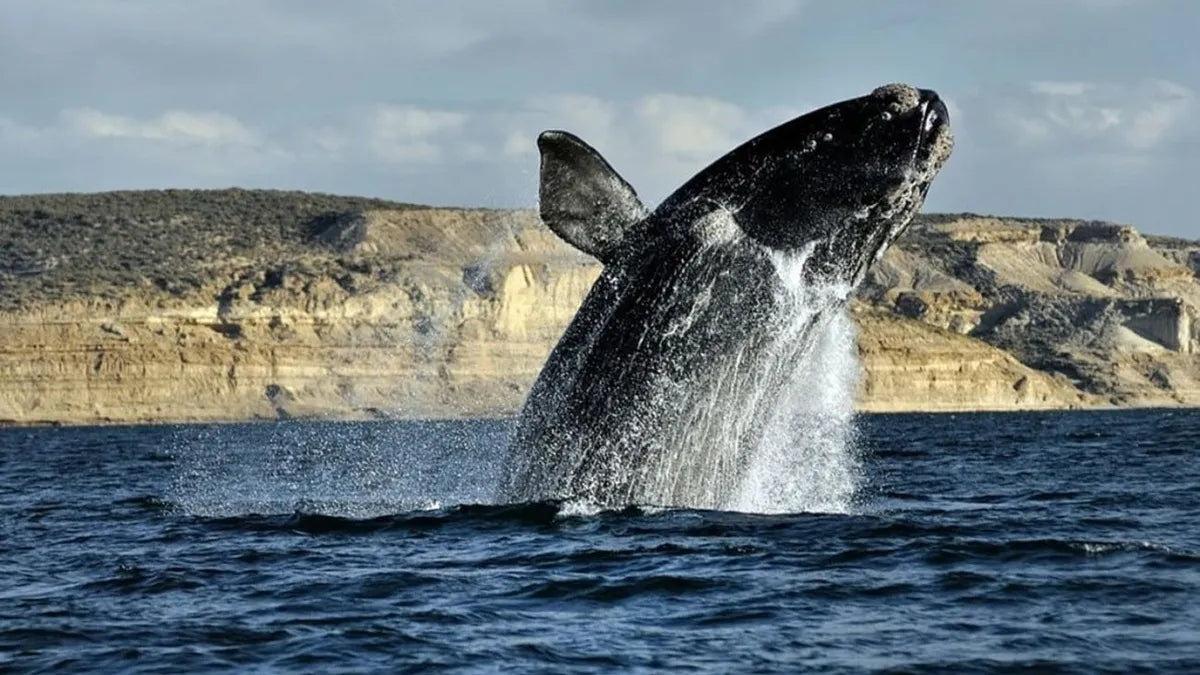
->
0;189;425;309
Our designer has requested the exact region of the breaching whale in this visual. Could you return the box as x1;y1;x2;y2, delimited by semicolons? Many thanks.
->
497;84;954;509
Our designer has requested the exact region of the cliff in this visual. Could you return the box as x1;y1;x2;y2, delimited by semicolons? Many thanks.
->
0;190;1196;425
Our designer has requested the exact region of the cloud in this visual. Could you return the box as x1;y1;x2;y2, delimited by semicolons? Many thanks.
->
1029;81;1094;97
60;109;261;146
299;126;349;155
2;1;1198;237
510;94;620;155
1124;80;1195;149
491;92;800;203
636;94;748;162
367;105;467;162
993;79;1195;152
0;106;290;192
222;91;800;205
940;77;1199;236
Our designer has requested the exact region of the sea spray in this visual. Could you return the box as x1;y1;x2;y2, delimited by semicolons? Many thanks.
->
731;309;861;513
586;235;865;513
727;248;862;513
168;420;504;518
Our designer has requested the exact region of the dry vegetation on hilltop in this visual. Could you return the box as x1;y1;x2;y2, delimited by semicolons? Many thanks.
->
0;189;426;309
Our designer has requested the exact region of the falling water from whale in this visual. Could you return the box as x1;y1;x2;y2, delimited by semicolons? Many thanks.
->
730;250;862;514
558;235;864;515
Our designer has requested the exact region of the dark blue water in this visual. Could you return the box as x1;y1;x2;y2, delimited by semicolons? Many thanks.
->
2;410;1199;673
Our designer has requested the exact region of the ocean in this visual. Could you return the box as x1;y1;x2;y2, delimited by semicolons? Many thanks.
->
2;409;1198;673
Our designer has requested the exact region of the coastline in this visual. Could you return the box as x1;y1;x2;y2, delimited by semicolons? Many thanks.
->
2;403;1194;430
1;190;1196;427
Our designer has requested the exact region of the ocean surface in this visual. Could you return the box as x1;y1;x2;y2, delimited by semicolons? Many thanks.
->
2;409;1198;673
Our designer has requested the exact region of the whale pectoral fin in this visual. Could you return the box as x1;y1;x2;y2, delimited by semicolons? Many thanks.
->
538;130;648;263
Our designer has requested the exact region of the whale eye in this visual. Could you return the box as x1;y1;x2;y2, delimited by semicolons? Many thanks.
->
880;111;893;122
822;132;834;142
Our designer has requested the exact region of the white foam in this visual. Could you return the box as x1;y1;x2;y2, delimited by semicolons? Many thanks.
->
731;308;861;514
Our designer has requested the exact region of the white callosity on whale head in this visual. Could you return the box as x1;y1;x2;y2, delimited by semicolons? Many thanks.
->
872;83;922;112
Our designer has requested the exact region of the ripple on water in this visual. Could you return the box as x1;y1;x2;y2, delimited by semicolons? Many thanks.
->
1;412;1199;672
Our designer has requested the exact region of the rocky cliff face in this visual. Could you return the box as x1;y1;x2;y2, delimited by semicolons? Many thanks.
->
861;216;1200;408
0;191;1196;425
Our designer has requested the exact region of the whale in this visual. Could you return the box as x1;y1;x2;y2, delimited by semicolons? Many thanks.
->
497;84;954;509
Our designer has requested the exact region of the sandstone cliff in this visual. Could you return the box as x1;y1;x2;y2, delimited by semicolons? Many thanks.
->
0;190;1196;425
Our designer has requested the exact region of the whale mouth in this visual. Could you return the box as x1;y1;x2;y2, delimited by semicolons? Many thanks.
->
913;90;953;171
902;90;950;187
920;96;947;139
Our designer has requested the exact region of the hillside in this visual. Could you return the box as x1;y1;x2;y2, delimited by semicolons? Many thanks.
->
0;189;425;308
0;190;1196;425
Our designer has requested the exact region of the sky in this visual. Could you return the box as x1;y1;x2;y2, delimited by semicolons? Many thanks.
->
0;0;1197;238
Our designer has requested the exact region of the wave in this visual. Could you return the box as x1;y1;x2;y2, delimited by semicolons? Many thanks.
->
166;500;1199;567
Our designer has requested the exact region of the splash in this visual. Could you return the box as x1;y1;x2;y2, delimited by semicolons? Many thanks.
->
584;236;864;513
171;220;865;518
716;248;862;514
731;309;861;514
168;420;506;518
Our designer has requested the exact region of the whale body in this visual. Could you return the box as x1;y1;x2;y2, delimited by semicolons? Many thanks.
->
497;84;954;508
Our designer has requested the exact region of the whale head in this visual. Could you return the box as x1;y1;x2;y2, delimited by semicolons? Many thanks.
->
536;83;953;282
656;83;954;280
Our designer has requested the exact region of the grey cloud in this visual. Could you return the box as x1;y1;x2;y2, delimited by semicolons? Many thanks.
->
0;1;1197;237
926;78;1199;234
987;80;1196;152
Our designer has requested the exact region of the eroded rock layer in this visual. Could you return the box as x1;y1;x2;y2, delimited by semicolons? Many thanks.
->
0;191;1196;424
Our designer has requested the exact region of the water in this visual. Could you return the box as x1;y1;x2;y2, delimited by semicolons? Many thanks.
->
3;410;1199;673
